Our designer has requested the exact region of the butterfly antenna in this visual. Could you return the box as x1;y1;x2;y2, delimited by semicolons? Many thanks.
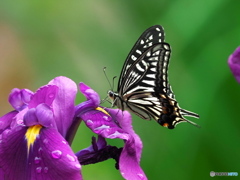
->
112;76;117;91
103;67;114;90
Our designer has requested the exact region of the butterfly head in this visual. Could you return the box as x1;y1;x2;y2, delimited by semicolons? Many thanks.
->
108;90;116;99
107;90;119;107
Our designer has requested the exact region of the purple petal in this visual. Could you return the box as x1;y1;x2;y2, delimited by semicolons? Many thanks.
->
23;104;54;127
13;108;28;127
79;82;100;107
228;46;240;83
8;88;33;111
80;109;127;139
107;109;143;161
48;76;77;138
119;136;147;180
0;111;18;134
0;126;82;180
80;109;146;179
30;128;82;180
8;88;23;110
0;126;29;179
35;104;54;127
24;108;38;126
75;82;101;117
0;168;4;180
106;109;146;179
21;89;34;104
28;85;58;108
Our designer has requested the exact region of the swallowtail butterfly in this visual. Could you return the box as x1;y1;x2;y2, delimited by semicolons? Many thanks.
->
108;25;199;129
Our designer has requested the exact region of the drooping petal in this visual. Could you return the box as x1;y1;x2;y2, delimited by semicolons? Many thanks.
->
228;46;240;83
48;76;77;138
79;108;146;179
0;126;29;179
106;110;146;179
80;109;127;139
28;128;82;180
0;125;82;180
119;136;147;180
107;109;143;162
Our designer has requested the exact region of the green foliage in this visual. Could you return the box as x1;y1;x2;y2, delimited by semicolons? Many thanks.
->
1;0;239;179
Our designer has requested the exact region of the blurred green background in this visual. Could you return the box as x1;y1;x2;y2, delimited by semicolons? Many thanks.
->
0;0;240;179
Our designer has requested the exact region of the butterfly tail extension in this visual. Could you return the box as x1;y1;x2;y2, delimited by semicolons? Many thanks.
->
180;108;200;128
182;118;201;128
180;108;200;118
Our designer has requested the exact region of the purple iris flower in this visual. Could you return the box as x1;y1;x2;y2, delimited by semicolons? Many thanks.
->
0;76;82;180
228;46;240;83
75;83;147;180
0;76;147;180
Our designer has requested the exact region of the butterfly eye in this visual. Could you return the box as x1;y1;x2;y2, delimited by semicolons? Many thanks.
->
107;91;115;99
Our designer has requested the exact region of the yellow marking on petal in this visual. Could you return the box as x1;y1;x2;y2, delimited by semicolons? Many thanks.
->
95;107;110;116
25;125;42;153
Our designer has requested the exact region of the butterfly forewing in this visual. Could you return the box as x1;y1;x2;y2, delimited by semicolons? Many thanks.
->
118;25;165;90
120;44;168;95
115;43;170;121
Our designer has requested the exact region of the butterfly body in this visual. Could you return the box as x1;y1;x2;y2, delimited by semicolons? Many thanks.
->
108;25;199;129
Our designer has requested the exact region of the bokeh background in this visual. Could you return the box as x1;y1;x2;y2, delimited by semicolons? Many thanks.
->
1;0;240;179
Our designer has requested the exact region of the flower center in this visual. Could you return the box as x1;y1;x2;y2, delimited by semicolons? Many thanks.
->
25;125;43;153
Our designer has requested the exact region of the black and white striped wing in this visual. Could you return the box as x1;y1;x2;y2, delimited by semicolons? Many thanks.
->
110;25;200;129
118;43;171;120
118;25;165;90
